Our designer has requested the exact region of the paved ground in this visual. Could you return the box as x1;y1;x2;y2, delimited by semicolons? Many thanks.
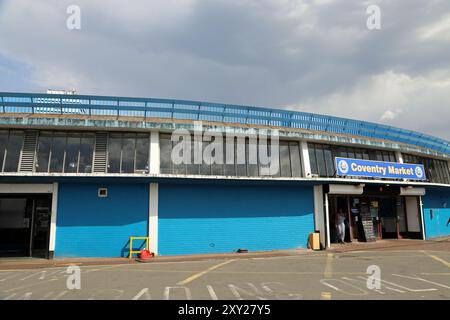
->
1;239;449;300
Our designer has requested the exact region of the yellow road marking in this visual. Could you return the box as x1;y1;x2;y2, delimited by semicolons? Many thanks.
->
321;291;332;300
324;253;334;278
422;251;450;268
176;259;235;285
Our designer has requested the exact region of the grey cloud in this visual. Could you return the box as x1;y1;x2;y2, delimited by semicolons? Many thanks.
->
0;0;449;139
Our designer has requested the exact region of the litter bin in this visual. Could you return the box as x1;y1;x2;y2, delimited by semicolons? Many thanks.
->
309;232;321;250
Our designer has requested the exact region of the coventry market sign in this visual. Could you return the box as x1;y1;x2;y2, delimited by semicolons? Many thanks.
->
335;157;427;180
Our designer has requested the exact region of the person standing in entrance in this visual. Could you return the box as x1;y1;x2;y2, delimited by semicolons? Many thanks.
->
335;209;346;244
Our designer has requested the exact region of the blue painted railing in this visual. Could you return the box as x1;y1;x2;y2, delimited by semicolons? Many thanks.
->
1;91;449;155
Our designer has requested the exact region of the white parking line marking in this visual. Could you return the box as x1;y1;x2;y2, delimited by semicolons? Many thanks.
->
206;285;218;300
356;276;405;293
228;283;268;300
392;274;450;290
132;288;152;300
163;287;192;300
320;279;369;296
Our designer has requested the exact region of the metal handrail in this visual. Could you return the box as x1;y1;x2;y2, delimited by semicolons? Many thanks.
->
1;91;449;155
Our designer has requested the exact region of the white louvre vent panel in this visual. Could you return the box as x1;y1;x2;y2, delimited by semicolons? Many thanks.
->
19;131;38;172
93;132;108;173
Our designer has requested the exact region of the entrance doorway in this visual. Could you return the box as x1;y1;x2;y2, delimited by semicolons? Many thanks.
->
328;194;423;243
0;195;52;258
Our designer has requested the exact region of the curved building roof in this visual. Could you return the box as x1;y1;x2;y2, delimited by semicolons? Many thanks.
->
1;92;449;157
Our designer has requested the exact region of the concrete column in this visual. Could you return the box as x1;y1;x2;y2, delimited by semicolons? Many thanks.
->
314;185;326;248
48;182;59;259
149;183;159;255
300;141;312;178
149;131;160;174
395;151;404;163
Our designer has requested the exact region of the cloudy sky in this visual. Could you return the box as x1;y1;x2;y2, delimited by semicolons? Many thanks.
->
0;0;449;140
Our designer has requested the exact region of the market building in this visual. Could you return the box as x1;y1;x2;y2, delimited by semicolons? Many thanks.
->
0;91;449;258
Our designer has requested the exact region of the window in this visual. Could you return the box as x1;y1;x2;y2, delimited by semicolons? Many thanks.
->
279;142;291;177
323;146;334;177
107;133;150;174
315;145;326;177
159;134;304;178
3;131;23;172
79;134;95;173
159;134;173;174
36;132;52;172
121;134;136;173
186;138;200;175
236;138;247;177
107;133;122;173
308;143;397;177
50;133;66;172
0;130;9;172
397;153;450;184
309;146;318;175
224;137;236;176
135;134;149;173
289;142;302;177
65;134;81;173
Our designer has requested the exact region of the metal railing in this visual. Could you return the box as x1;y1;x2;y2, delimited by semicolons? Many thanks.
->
1;91;449;155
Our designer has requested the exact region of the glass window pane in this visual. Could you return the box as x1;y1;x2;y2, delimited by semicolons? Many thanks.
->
50;134;66;173
4;131;23;172
135;134;149;173
236;138;247;177
337;147;347;158
187;138;200;175
280;142;291;177
375;151;383;161
65;134;80;173
108;133;122;173
79;133;94;173
324;147;334;177
36;133;52;173
346;147;356;159
121;134;136;173
308;144;318;175
389;153;396;162
289;142;302;177
173;135;187;175
315;146;326;177
211;136;223;176
224;138;236;176
159;134;173;174
362;149;370;160
247;138;259;177
0;130;9;172
382;151;390;162
355;149;362;159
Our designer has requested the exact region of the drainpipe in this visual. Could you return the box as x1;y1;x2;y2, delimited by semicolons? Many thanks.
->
325;193;330;248
419;196;426;240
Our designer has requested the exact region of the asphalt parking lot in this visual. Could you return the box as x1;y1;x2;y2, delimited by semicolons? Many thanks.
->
1;248;449;300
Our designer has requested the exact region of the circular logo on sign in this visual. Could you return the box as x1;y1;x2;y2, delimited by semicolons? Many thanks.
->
415;166;424;178
338;159;349;174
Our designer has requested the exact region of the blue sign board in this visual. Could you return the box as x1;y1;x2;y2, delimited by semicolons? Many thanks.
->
335;157;427;180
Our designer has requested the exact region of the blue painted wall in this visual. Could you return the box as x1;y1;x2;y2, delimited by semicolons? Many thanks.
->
55;183;148;258
159;184;314;255
423;188;450;239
